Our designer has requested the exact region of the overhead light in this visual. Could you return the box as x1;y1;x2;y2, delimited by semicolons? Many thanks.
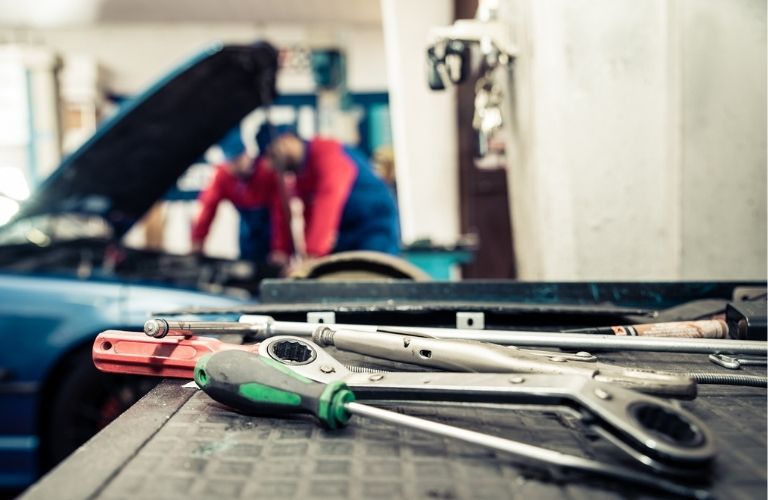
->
0;196;19;226
0;0;100;27
0;167;30;201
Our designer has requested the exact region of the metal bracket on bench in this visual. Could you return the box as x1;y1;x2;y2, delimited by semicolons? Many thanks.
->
456;311;484;329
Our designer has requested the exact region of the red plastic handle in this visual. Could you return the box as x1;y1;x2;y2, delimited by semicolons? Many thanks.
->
92;330;259;379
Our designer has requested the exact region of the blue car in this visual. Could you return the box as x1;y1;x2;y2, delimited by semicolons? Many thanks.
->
0;41;278;489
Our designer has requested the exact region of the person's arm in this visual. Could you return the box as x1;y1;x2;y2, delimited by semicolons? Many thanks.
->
266;165;293;257
191;167;227;251
303;142;357;257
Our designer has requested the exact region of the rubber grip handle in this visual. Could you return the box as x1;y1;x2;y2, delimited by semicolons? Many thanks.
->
194;350;354;429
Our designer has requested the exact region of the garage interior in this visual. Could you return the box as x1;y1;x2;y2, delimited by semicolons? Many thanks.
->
0;1;765;499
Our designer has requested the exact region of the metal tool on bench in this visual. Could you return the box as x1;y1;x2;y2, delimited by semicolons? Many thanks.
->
100;325;768;394
314;326;768;391
708;353;768;370
144;316;768;355
194;338;714;499
92;330;597;378
310;327;698;398
142;320;696;397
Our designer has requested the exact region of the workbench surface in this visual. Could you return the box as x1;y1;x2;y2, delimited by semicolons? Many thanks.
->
21;350;767;500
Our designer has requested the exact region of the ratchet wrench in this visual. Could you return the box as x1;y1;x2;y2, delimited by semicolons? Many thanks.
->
253;335;715;477
195;342;713;499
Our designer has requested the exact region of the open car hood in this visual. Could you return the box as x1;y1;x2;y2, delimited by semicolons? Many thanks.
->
11;42;278;238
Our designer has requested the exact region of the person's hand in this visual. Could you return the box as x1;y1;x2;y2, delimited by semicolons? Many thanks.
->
190;241;204;255
286;255;319;278
268;251;290;267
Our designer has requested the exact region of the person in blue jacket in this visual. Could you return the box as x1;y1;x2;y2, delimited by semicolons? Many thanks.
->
260;124;400;258
192;128;291;264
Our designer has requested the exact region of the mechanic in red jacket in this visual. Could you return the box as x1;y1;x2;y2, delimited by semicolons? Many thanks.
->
264;125;400;258
191;128;291;264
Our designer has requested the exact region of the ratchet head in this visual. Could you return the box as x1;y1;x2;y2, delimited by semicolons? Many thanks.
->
576;377;716;477
257;336;352;383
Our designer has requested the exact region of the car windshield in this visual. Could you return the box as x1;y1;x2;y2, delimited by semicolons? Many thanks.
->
0;214;113;247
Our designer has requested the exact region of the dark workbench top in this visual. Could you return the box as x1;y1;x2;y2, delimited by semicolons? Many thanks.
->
20;350;767;500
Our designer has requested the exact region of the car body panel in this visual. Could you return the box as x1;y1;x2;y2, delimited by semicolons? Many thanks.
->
0;42;278;488
0;272;244;487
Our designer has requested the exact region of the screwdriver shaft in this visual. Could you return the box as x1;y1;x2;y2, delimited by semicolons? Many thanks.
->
345;402;708;499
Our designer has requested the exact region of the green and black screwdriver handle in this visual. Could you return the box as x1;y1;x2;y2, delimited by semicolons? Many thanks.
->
194;349;354;429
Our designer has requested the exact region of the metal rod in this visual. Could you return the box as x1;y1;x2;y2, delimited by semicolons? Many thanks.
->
242;315;766;355
394;328;767;355
146;316;767;355
144;318;263;338
345;402;709;499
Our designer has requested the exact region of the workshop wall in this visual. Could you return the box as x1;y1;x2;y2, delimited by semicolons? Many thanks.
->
505;0;766;280
678;0;767;279
0;23;388;94
382;0;461;246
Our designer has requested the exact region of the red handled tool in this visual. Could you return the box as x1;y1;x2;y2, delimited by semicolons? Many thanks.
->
92;330;258;379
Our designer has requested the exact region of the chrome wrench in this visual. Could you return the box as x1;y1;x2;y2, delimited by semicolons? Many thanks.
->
259;335;716;478
310;327;698;399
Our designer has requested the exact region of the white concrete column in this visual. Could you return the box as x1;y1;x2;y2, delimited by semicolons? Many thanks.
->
677;0;767;279
381;0;460;245
506;0;681;280
505;0;766;280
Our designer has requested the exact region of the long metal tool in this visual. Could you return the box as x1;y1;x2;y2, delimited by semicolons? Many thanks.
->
195;346;712;499
311;328;697;398
144;316;768;355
